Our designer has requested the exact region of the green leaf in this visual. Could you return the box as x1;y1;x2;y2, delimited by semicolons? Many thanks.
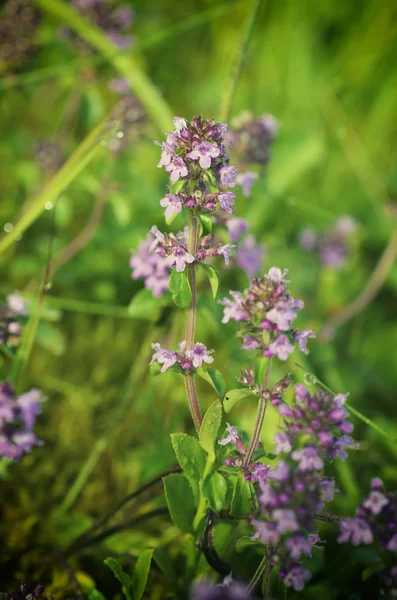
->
362;564;385;581
199;400;223;459
104;558;132;600
169;179;187;194
223;388;257;413
197;213;213;236
153;549;179;591
196;367;226;398
199;263;219;298
201;472;227;512
163;473;196;534
230;471;253;517
128;289;169;322
254;356;271;386
87;591;106;600
130;549;154;600
169;269;192;308
235;536;262;554
171;433;206;481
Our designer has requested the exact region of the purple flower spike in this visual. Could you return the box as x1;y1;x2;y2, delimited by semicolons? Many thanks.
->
283;566;311;591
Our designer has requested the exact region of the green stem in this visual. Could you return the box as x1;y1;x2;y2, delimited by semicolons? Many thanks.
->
244;361;271;466
220;0;262;121
246;553;267;596
184;210;202;434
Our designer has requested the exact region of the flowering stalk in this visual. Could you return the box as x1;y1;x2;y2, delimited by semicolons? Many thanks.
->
243;364;271;467
185;210;202;433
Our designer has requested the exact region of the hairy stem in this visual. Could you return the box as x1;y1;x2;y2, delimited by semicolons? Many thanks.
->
184;210;202;433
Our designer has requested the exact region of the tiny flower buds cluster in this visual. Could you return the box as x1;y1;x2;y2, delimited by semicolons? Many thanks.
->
220;267;315;360
0;382;44;459
274;384;355;461
150;341;214;373
300;215;357;269
156;116;237;214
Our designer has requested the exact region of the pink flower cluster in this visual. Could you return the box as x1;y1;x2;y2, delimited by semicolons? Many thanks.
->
274;384;356;462
156;116;237;214
150;341;214;373
220;267;315;360
0;381;44;460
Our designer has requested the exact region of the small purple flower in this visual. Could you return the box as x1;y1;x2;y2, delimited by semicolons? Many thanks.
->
285;534;312;560
363;491;389;515
291;447;324;471
268;335;294;361
218;192;235;214
191;576;250;600
236;235;265;277
273;509;300;534
236;171;259;197
219;424;240;447
150;344;178;373
241;336;261;350
283;566;311;591
188;142;220;169
226;218;248;242
160;194;183;218
266;299;297;331
220;292;249;324
267;460;290;482
166;156;189;182
266;267;289;283
338;518;374;546
273;432;292;454
251;519;280;544
190;342;214;368
173;117;187;133
294;329;316;354
166;247;194;272
216;244;233;265
220;165;237;188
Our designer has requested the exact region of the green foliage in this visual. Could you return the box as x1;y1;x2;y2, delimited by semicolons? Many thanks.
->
196;367;226;398
128;289;170;321
199;262;219;298
163;473;197;534
105;550;153;600
197;213;212;236
201;471;227;512
104;558;132;600
130;549;154;600
199;400;223;460
223;388;257;413
230;471;253;517
169;269;192;308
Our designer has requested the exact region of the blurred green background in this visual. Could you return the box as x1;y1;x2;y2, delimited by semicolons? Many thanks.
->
0;0;397;597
